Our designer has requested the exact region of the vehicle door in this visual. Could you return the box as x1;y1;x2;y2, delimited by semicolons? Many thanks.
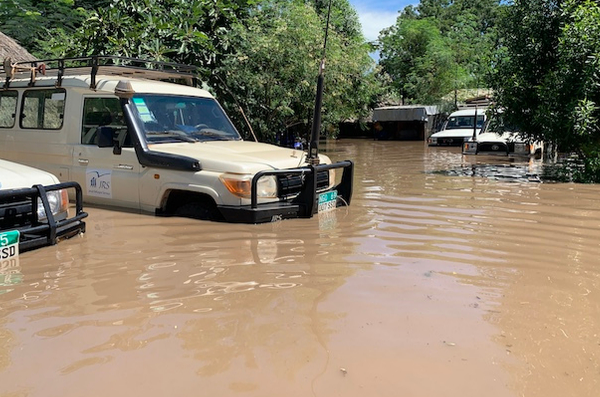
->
71;96;141;210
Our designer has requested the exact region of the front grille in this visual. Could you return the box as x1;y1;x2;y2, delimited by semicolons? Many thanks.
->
438;137;464;146
277;170;330;198
478;142;508;153
0;197;35;230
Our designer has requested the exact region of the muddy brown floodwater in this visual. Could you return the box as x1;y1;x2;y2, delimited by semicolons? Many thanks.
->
1;140;600;397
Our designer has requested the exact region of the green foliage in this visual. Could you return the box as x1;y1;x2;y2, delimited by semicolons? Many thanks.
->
46;0;252;76
379;19;456;104
487;0;565;144
489;0;600;181
217;0;380;141
0;0;89;57
378;0;501;105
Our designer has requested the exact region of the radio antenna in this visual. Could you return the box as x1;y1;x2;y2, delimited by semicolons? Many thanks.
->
308;0;333;165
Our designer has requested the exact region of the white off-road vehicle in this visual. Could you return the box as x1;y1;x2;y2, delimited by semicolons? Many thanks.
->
0;56;353;223
0;158;87;256
462;112;543;158
428;108;486;146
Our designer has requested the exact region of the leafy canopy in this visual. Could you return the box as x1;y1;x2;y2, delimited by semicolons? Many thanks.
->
378;0;502;105
488;1;600;162
217;0;379;141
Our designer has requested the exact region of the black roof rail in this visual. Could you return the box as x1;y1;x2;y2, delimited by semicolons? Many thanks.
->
1;55;200;89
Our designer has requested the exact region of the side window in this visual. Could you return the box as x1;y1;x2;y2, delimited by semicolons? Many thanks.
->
81;97;130;146
0;91;18;128
21;89;65;129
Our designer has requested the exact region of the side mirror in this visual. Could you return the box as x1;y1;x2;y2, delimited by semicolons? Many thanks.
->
97;126;122;154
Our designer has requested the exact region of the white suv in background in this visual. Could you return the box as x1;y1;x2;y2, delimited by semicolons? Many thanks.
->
428;108;486;146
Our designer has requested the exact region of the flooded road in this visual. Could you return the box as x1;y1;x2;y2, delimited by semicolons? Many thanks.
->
1;140;599;397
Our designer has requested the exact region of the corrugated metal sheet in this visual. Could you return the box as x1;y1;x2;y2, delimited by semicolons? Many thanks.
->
373;106;440;122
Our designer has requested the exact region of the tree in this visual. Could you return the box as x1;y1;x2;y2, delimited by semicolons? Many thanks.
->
0;0;90;57
378;0;502;105
378;18;457;104
216;0;380;141
489;0;600;181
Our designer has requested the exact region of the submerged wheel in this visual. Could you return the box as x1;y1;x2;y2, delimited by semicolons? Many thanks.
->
175;201;222;221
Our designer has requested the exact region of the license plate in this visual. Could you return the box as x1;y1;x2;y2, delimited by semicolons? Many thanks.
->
318;190;337;213
0;230;20;260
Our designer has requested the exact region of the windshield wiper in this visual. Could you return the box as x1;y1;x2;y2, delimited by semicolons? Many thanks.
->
146;130;197;142
191;128;235;141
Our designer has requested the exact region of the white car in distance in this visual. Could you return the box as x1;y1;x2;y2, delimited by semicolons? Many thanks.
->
428;108;486;146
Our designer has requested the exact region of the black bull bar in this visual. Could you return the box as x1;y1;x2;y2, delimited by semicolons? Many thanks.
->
218;160;354;223
0;182;88;252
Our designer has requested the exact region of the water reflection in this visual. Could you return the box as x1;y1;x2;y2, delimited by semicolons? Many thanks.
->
0;257;21;295
0;140;599;396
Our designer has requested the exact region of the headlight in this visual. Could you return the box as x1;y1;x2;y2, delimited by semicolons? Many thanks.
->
220;174;278;198
463;142;477;153
329;168;336;189
37;189;69;221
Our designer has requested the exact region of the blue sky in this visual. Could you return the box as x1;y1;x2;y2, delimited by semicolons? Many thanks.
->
349;0;414;42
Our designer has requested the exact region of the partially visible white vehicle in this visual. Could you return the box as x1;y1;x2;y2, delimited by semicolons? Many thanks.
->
0;159;87;256
462;114;543;158
428;108;486;146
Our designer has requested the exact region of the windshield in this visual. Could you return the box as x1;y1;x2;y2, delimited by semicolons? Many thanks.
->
485;115;519;134
132;95;242;143
445;114;485;130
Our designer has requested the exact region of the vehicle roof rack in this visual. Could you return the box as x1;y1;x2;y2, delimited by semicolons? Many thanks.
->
1;55;200;89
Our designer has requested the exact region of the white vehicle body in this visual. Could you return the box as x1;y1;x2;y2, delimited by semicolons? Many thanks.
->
0;56;352;223
462;115;543;158
428;108;486;146
0;158;59;189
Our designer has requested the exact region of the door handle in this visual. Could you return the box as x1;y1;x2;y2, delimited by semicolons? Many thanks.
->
78;158;89;165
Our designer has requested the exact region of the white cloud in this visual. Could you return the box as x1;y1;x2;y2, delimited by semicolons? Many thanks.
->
356;9;399;43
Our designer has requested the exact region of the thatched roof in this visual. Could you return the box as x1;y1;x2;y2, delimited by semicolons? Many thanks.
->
0;31;36;63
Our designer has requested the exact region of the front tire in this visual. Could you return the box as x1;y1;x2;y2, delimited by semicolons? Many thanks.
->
175;201;223;221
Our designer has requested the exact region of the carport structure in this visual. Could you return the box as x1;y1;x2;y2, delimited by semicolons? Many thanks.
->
372;105;443;141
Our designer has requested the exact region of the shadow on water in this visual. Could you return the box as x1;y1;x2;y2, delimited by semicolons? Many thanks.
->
429;162;544;183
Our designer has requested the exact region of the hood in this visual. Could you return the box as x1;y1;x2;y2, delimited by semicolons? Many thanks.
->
147;140;331;173
431;128;481;139
471;131;519;143
0;159;59;190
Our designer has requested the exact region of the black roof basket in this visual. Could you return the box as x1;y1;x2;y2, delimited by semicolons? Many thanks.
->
1;55;200;89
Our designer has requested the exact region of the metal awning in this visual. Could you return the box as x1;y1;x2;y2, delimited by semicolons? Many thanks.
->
373;106;440;122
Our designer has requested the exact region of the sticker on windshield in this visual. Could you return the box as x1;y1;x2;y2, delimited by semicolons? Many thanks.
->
86;169;112;198
132;97;156;123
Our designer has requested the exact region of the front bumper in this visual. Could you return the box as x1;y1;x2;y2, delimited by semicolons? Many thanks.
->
429;137;467;146
0;182;88;253
463;141;533;157
218;160;354;223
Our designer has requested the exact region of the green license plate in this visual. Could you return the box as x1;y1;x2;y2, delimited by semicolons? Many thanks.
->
318;190;337;213
0;230;20;260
